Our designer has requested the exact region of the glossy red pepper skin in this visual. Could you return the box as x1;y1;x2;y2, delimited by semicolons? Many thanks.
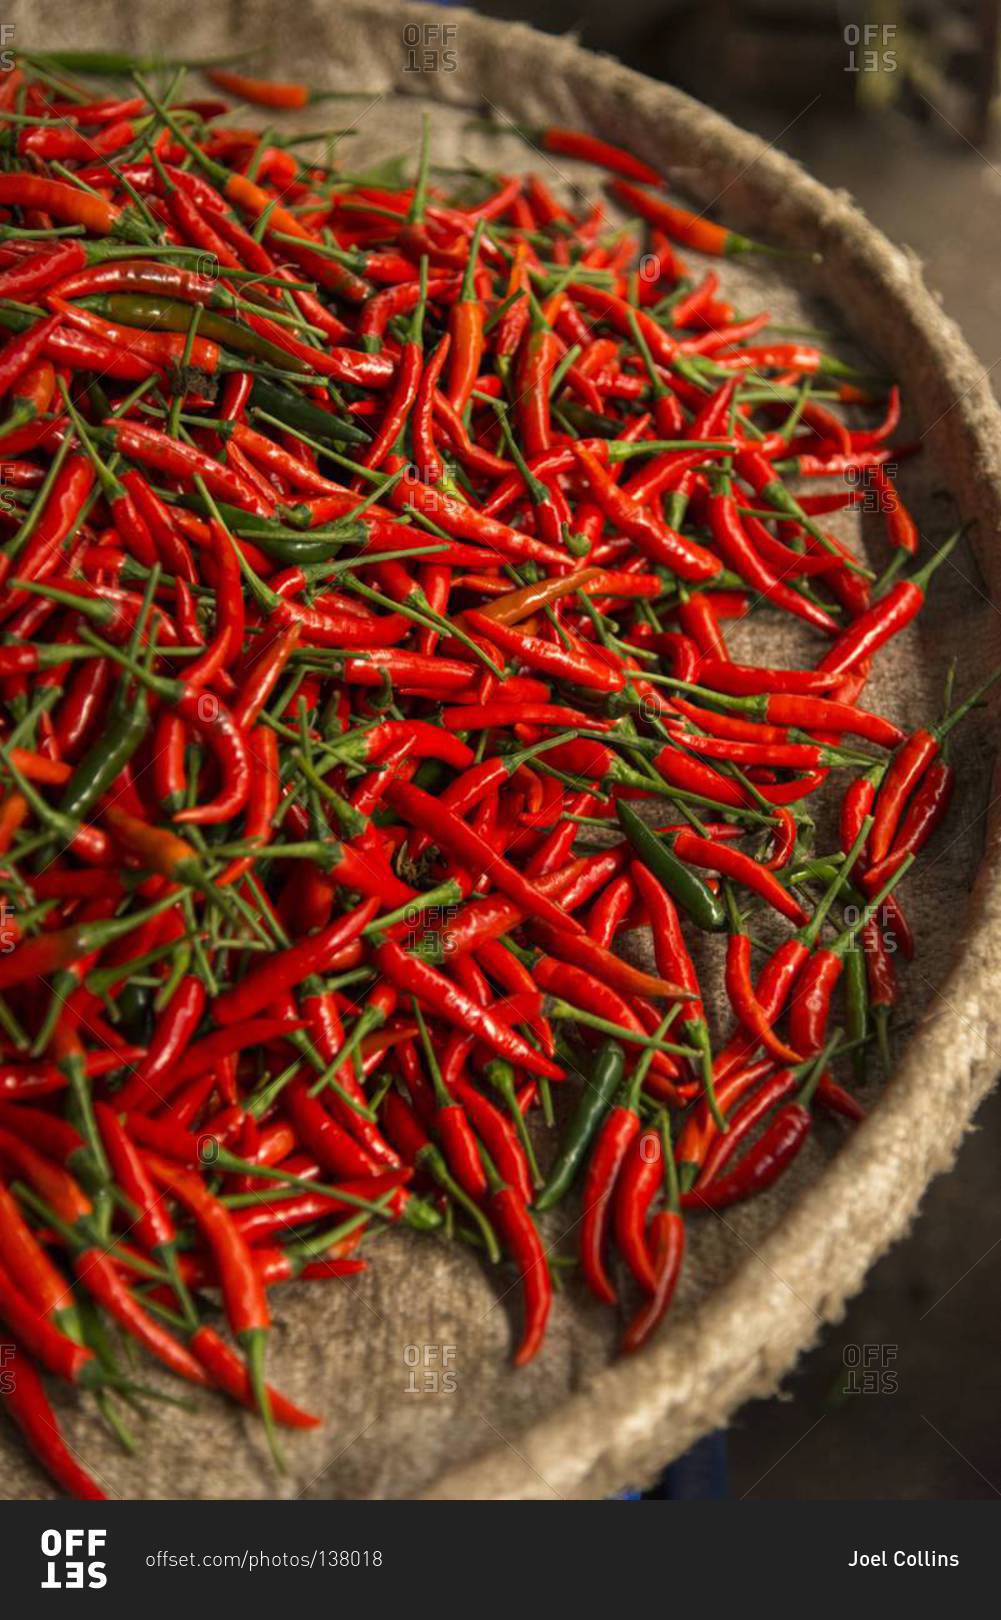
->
211;900;379;1027
868;729;938;864
672;829;809;926
0;1258;97;1385
488;1184;551;1366
77;1248;212;1386
115;975;207;1113
143;1154;269;1342
189;1326;322;1429
579;1105;642;1304
285;1079;382;1181
862;915;898;1012
621;1210;685;1353
818;584;923;676
0;1182;76;1320
867;759;955;884
386;779;586;938
787;951;843;1057
613;1128;663;1293
374;942;563;1081
683;1100;812;1210
724;933;802;1065
697;1070;794;1188
451;1076;533;1206
575;444;722;582
707;487;836;634
2;1343;107;1499
93;1102;174;1254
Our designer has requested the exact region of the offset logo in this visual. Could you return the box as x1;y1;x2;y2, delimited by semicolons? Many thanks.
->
41;1529;109;1591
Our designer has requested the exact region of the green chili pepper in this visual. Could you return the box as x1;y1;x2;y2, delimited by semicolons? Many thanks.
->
534;1042;625;1212
844;940;869;1085
57;677;148;824
250;375;370;447
80;292;303;374
616;800;726;932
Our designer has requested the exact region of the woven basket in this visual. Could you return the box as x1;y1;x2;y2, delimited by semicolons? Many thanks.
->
4;0;1001;1501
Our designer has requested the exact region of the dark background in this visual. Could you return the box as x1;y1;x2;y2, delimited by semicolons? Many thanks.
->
471;0;1001;1499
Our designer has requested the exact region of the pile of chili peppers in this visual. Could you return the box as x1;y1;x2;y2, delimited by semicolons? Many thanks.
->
0;51;984;1500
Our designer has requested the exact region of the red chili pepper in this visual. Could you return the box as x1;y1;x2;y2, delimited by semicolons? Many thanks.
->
0;317;61;404
0;1257;97;1386
867;729;939;865
585;872;634;949
683;1054;831;1211
484;1166;551;1365
817;533;959;677
707;480;837;633
444;223;485;414
575;443;722;581
374;942;563;1081
671;828;809;926
621;1209;685;1352
529;918;688;1002
609;178;779;256
0;240;87;302
189;1325;321;1429
613;1127;664;1293
76;1248;211;1386
2;1342;107;1498
284;1078;382;1180
104;419;271;517
211;897;378;1025
724;930;803;1065
114;975;207;1112
0;174;130;236
385;779;585;938
866;759;954;886
0;1181;76;1322
450;1075;533;1206
579;1092;643;1304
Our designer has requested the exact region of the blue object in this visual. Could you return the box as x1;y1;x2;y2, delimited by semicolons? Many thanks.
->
618;1432;728;1500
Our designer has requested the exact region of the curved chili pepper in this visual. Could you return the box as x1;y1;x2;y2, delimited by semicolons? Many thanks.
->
579;1094;642;1304
707;480;837;633
483;1153;551;1366
724;930;802;1065
0;1182;76;1323
189;1325;321;1429
684;1087;812;1209
2;1342;107;1499
141;1154;274;1424
613;1127;664;1292
671;828;809;926
866;759;955;885
575;443;722;581
0;1257;100;1386
621;1209;685;1352
0;174;134;237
